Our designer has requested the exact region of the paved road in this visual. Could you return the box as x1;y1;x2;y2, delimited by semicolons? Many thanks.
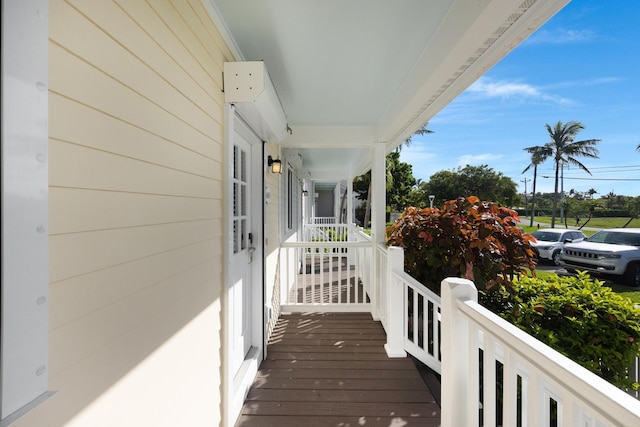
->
535;263;568;275
534;258;632;287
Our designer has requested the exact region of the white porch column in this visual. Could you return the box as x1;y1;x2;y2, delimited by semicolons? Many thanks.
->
371;143;386;244
311;182;317;223
370;143;386;320
334;183;340;222
346;178;353;226
441;277;478;427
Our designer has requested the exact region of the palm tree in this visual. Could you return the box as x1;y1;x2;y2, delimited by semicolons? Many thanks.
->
395;124;434;153
544;121;600;227
522;145;552;226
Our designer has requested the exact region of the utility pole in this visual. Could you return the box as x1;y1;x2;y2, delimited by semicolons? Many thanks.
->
521;178;528;219
560;162;565;224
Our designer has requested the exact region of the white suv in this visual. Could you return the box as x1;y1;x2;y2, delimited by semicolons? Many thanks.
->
530;228;586;266
560;228;640;287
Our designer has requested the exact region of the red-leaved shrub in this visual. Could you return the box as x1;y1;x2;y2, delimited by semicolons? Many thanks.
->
386;196;537;294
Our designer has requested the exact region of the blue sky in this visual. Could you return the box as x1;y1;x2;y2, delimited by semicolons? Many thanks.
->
400;0;640;199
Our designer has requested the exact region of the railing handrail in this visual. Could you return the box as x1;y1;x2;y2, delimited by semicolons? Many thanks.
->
393;268;436;301
354;229;372;242
281;241;370;248
442;277;640;427
458;297;640;422
385;246;442;371
312;217;336;224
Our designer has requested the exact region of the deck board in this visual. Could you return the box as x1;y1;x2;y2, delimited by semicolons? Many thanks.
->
235;312;440;426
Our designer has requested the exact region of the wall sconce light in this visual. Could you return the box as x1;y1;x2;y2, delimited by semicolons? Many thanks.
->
302;190;308;196
267;155;282;174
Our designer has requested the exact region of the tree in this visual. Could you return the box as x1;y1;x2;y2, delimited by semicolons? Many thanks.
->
396;124;434;153
353;152;418;225
543;121;600;228
386;151;417;213
425;165;519;206
355;125;432;226
522;145;552;226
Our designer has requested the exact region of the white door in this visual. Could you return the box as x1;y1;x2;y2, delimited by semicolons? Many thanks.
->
230;131;254;374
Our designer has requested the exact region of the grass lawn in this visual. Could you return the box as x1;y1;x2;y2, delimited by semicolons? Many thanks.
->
521;216;640;229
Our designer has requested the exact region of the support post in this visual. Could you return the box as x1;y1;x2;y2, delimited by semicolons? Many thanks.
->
384;247;407;358
346;178;353;227
441;277;478;427
370;143;386;322
371;143;386;246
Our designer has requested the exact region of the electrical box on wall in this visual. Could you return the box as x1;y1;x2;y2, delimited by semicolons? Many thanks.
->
224;61;289;142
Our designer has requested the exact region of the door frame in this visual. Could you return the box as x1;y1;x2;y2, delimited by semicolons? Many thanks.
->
223;104;265;427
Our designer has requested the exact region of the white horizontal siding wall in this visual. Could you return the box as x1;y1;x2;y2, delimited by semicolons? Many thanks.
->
13;0;233;426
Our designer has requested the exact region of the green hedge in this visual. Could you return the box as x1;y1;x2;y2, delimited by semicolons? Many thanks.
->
481;272;640;391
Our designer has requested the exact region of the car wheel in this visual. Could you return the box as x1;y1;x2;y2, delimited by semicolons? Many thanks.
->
624;262;640;288
552;250;562;266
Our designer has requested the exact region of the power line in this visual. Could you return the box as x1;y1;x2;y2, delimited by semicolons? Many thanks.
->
540;176;640;181
540;164;640;173
586;164;640;170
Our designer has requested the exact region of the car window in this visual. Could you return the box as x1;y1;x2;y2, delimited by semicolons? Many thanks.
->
629;235;640;246
587;231;607;243
531;231;561;242
612;233;640;246
588;231;640;246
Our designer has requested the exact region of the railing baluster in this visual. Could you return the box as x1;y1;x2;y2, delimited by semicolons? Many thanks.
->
442;277;640;427
280;228;372;312
502;349;518;427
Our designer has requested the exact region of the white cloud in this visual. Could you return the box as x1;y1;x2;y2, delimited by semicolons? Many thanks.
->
469;79;538;98
526;28;596;45
467;77;574;105
456;153;503;168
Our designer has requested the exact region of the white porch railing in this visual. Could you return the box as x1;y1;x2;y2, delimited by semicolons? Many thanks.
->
630;357;640;400
385;246;442;372
279;239;371;312
441;277;640;427
303;223;349;242
312;217;335;224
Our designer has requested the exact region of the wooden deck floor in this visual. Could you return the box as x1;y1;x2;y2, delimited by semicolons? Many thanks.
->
235;312;441;426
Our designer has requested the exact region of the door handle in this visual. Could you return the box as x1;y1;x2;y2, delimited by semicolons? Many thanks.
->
248;246;256;263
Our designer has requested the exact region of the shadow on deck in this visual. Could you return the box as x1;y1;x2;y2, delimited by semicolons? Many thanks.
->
235;312;441;426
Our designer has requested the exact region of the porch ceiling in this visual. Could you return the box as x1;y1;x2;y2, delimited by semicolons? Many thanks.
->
209;0;568;178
